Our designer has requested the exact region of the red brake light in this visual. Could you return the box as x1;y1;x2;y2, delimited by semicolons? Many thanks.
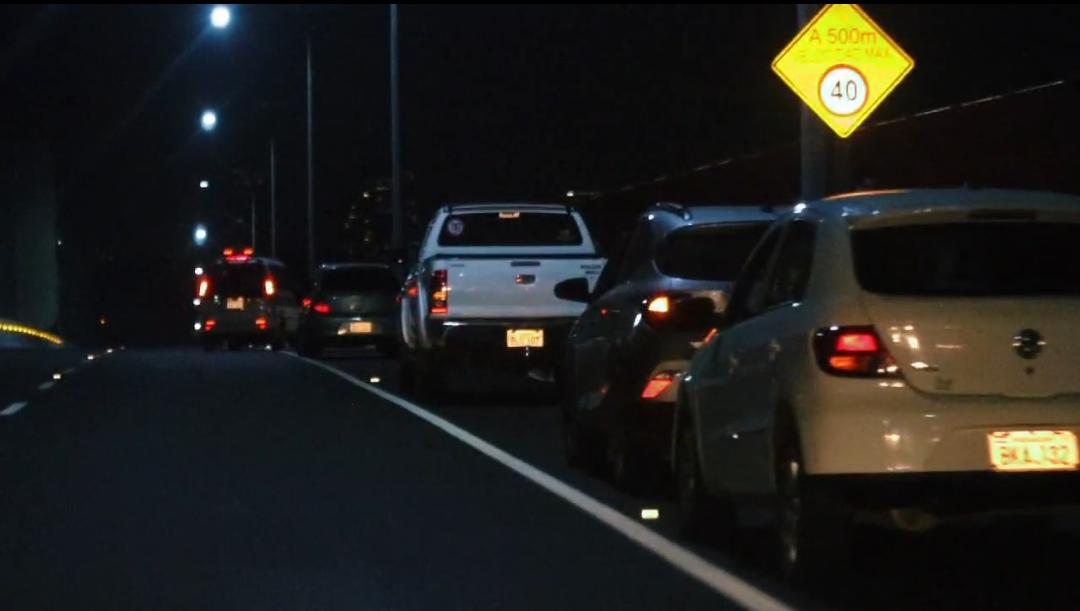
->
204;318;217;331
407;284;419;298
302;298;313;308
264;277;276;297
641;372;677;400
430;269;449;315
814;326;898;377
243;247;255;256
223;248;234;257
313;303;331;314
255;316;268;330
198;278;211;298
836;332;879;353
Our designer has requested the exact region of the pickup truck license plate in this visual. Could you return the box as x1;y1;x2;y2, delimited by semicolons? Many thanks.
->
988;430;1079;472
226;298;245;310
506;329;544;348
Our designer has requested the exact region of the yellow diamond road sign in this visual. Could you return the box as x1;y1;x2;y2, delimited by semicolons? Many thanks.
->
773;3;914;138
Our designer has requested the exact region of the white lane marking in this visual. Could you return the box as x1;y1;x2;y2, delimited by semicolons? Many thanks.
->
38;382;55;391
1;401;28;416
294;355;795;611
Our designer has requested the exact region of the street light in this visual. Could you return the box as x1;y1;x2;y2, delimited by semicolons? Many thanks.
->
194;224;208;246
199;180;209;189
200;110;217;132
210;6;231;29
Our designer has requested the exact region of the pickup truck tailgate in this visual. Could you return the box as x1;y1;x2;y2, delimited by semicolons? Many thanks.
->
438;257;603;319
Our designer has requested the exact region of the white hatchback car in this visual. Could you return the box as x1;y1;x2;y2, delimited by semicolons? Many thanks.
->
675;188;1080;577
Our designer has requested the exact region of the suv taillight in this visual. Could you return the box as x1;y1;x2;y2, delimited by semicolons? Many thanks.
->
430;269;449;315
813;326;899;377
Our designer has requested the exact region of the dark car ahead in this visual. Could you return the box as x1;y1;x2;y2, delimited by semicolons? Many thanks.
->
555;202;776;492
298;263;400;357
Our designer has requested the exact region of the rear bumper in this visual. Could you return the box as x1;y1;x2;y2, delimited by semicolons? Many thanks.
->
425;318;575;369
814;471;1080;516
799;373;1080;475
300;314;396;343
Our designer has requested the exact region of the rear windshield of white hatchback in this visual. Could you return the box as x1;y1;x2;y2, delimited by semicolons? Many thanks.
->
437;212;582;247
853;222;1080;296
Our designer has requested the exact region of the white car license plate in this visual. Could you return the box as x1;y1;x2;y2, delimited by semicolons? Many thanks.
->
506;329;543;348
347;321;373;334
988;430;1079;472
226;297;245;310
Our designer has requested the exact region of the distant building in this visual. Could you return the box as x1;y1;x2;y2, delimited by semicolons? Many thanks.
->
336;174;423;263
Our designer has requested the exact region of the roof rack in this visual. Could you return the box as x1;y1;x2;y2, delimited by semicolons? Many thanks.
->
652;202;692;221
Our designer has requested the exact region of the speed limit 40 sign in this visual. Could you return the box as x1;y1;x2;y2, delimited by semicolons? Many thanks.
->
773;4;914;138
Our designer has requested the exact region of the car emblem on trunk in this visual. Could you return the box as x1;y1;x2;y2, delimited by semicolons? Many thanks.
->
1013;329;1044;360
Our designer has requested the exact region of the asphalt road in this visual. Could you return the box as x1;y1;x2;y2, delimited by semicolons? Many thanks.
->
1;346;1078;610
0;347;776;610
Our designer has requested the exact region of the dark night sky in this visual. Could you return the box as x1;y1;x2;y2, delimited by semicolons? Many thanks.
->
3;4;1080;340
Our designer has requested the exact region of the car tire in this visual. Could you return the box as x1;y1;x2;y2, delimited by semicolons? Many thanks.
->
774;428;850;582
413;350;445;401
562;407;605;474
675;412;735;541
377;340;400;359
299;338;322;358
610;439;660;496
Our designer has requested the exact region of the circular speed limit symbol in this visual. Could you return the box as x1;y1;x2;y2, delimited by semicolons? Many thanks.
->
818;65;868;116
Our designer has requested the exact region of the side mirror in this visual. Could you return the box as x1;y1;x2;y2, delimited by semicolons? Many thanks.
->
554;277;592;303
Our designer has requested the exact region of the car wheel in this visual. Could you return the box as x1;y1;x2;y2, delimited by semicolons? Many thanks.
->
675;413;734;540
376;340;400;359
774;431;849;582
562;407;605;474
610;437;659;496
299;338;322;358
413;350;445;401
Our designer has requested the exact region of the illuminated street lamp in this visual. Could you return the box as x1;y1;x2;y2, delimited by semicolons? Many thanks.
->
200;110;218;132
210;6;231;29
194;224;208;246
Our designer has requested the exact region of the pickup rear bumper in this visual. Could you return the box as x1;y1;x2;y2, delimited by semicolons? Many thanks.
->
424;317;575;370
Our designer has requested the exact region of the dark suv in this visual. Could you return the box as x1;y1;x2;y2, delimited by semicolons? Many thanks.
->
195;251;302;351
555;203;776;491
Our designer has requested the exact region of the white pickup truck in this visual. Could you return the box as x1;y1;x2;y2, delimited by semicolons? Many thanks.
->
400;203;605;396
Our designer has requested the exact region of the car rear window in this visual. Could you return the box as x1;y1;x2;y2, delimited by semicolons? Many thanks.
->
852;222;1080;296
321;268;398;293
212;263;266;297
656;223;771;281
437;212;583;247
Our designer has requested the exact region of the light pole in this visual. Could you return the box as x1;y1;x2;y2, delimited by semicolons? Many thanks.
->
306;35;316;278
390;4;403;250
